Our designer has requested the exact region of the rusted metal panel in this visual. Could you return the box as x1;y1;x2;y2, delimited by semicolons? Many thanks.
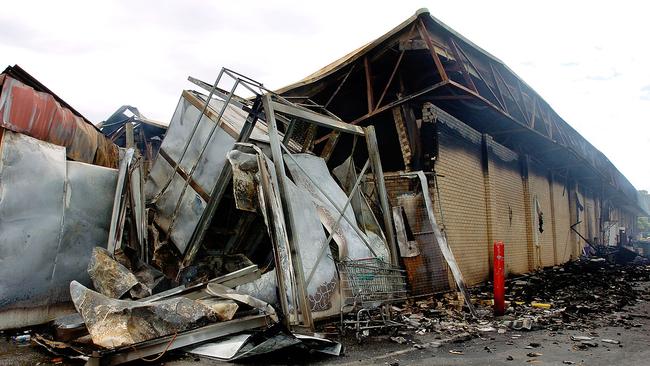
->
94;136;120;167
0;75;118;168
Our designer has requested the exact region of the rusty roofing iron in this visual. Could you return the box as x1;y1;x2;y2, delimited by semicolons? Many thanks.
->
2;64;95;126
0;69;118;168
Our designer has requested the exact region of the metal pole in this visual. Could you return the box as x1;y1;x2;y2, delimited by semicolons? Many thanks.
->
125;121;135;148
364;126;399;266
149;68;226;203
263;94;314;330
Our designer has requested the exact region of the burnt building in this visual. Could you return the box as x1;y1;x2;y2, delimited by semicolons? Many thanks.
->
277;9;648;294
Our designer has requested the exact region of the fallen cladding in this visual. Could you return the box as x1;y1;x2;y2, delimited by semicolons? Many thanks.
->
0;69;395;363
70;280;224;348
145;90;269;255
87;247;152;300
0;131;117;329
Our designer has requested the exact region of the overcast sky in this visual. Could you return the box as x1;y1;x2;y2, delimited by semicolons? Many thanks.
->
1;1;648;191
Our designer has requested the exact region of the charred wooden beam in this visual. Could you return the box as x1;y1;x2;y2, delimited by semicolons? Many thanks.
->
364;56;375;113
417;19;448;82
454;42;507;112
448;38;478;92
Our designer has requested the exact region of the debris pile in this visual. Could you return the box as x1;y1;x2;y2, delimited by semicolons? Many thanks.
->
488;259;650;330
0;66;407;364
370;259;650;348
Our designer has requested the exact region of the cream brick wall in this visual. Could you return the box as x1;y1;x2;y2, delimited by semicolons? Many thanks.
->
551;178;573;264
486;143;529;275
528;164;556;268
434;124;489;286
380;104;628;293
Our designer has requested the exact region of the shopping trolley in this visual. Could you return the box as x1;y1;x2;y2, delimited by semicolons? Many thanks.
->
336;258;408;340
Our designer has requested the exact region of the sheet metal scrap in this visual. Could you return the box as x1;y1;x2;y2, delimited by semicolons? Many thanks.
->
206;282;278;323
0;130;117;330
107;148;135;255
90;315;270;365
144;91;255;255
229;147;346;320
0;66;118;168
70;281;224;348
138;265;261;304
87;247;151;299
188;329;341;361
285;153;389;261
226;149;259;212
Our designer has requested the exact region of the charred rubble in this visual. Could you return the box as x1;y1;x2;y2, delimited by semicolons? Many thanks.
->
0;66;401;364
1;12;650;362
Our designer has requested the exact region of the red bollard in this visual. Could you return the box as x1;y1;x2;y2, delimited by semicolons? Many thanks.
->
493;241;505;316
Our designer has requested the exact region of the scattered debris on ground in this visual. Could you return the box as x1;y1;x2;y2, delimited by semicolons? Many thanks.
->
336;259;650;352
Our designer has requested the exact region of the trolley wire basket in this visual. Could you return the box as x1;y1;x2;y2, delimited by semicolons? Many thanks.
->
336;258;408;339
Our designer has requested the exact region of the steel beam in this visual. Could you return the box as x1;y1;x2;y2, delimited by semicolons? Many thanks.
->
493;66;528;122
454;43;507;111
270;100;364;135
375;23;417;110
448;38;478;92
364;56;375;113
325;65;355;108
489;63;509;114
365;126;399;266
263;95;314;330
417;18;448;82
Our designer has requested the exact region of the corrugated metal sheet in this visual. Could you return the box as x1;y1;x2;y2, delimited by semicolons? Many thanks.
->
0;75;118;168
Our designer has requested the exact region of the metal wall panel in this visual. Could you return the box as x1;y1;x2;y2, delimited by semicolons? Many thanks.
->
145;96;237;253
0;131;117;329
0;131;66;312
284;154;388;261
55;161;117;302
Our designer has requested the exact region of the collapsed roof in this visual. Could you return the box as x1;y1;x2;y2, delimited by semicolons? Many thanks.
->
277;8;646;216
